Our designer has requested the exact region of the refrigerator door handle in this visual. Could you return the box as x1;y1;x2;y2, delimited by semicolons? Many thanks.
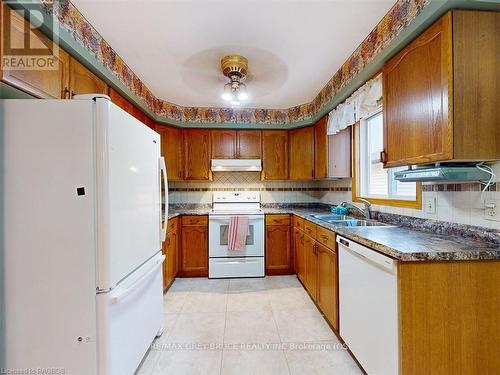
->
110;254;165;305
160;156;168;242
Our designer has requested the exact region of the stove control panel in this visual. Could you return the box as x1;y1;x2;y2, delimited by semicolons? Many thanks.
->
213;191;260;203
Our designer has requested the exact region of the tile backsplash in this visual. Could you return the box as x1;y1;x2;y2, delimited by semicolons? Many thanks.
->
169;163;500;230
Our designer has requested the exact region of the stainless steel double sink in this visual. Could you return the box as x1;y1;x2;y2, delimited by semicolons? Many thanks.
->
310;214;393;227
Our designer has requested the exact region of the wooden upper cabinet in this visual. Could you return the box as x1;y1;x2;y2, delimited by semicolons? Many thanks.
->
184;129;212;180
289;126;315;180
237;130;261;159
262;130;289;180
109;87;148;124
0;4;69;98
68;57;107;97
451;11;499;161
314;117;328;179
158;125;184;181
211;130;261;159
382;11;499;167
328;127;351;178
211;130;236;158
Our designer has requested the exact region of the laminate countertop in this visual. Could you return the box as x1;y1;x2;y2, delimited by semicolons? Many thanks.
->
167;205;500;262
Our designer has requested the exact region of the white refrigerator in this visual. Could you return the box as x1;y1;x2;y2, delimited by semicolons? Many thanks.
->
2;96;168;374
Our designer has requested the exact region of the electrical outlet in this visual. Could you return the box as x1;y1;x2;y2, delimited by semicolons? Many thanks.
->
484;199;500;221
424;195;437;214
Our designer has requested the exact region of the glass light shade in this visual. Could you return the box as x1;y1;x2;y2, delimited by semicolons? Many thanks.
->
237;83;248;100
221;83;233;101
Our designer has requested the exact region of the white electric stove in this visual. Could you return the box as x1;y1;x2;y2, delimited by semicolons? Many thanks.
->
208;191;265;278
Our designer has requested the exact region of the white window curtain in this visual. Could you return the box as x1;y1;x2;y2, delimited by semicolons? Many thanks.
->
327;75;382;135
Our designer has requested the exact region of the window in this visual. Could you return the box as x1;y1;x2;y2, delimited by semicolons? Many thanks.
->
354;110;421;208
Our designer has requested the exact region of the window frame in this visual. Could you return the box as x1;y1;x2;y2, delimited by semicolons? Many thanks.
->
352;115;422;209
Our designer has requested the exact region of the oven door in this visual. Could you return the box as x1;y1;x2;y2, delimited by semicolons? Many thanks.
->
209;215;264;257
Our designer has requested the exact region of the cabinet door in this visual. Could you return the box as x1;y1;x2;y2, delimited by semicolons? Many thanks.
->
303;235;317;300
159;125;184;181
211;130;236;159
109;88;148;124
0;4;69;98
382;13;453;167
262;130;288;180
68;57;107;97
180;224;208;277
328;127;351;178
161;235;169;290
317;243;338;331
314;117;328;179
265;224;292;275
184;129;211;180
289;127;315;180
294;229;306;283
165;231;176;288
237;130;261;159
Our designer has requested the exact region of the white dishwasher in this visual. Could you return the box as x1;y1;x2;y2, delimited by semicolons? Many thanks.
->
337;236;399;375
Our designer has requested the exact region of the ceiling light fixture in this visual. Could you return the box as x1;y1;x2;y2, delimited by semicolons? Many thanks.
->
220;55;249;106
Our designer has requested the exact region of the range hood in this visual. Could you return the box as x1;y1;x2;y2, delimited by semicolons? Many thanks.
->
394;164;492;182
211;159;262;172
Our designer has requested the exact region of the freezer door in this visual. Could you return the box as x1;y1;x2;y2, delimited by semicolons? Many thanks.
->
95;98;162;290
96;252;165;375
3;99;98;372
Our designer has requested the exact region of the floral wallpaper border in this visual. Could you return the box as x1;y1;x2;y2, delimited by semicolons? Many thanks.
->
42;0;430;125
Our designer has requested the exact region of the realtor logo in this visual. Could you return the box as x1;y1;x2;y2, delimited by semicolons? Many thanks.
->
2;0;59;71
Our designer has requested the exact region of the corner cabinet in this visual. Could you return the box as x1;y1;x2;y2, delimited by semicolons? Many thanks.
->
262;130;289;180
184;129;212;180
382;10;500;167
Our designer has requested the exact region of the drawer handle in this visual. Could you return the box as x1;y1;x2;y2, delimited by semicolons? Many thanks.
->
320;234;328;242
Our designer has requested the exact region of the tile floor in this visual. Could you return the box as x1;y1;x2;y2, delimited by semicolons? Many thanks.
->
137;276;362;375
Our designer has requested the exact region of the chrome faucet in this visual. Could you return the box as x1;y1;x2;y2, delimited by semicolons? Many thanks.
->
340;199;372;220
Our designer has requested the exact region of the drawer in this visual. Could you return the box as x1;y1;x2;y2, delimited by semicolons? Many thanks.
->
181;215;208;226
316;226;336;250
266;214;291;226
303;220;317;238
293;215;304;229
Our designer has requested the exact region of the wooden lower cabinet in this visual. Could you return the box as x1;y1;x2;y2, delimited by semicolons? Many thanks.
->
179;215;208;277
293;215;338;331
265;215;293;275
316;242;339;331
294;228;306;283
303;234;318;300
398;260;500;374
163;217;179;290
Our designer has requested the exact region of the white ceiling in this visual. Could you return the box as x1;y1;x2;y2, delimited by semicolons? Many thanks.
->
71;0;396;109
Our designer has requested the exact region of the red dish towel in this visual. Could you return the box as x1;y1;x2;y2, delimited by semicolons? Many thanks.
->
228;216;249;251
